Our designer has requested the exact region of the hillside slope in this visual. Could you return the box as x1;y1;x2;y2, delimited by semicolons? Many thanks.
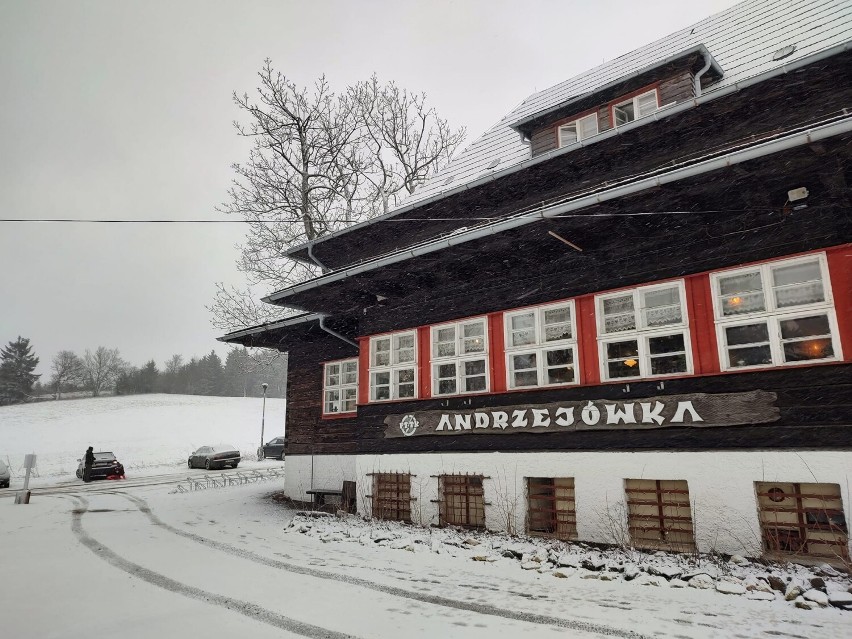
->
0;394;286;478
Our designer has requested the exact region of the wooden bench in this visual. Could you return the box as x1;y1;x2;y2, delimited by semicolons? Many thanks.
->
306;481;357;512
305;488;343;508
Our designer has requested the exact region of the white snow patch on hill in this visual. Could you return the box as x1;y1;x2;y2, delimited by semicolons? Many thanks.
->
0;394;285;478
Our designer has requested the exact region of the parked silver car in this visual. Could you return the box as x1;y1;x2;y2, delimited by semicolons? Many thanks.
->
0;458;10;488
188;444;241;470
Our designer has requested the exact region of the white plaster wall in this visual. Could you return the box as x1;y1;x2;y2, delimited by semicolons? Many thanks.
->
350;450;852;557
284;454;356;501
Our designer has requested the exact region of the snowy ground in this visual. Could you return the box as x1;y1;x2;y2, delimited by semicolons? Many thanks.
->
0;394;285;483
2;395;850;637
2;478;850;638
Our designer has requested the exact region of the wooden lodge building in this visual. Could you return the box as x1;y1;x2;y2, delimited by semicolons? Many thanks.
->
222;0;852;564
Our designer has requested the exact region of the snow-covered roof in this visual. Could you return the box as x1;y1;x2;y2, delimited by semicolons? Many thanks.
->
406;0;851;207
284;0;852;259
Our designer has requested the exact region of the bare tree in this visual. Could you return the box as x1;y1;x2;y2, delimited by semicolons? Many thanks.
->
354;75;466;214
50;350;83;399
81;347;125;397
209;61;465;332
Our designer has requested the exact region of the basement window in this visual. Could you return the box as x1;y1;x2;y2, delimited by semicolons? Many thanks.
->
756;482;848;562
369;331;417;402
439;474;485;529
558;113;598;147
596;281;691;380
371;473;412;523
504;301;578;389
711;254;841;371
625;479;696;553
431;317;489;396
322;359;358;415
527;477;577;541
612;89;659;126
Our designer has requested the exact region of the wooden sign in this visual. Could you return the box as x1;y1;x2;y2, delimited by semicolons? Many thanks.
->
383;391;779;438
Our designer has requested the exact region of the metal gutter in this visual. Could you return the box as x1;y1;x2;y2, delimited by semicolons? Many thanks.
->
217;313;323;342
264;115;852;305
282;40;852;261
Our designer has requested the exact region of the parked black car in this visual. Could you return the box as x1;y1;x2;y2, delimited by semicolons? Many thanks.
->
258;437;285;461
188;444;241;470
76;452;125;480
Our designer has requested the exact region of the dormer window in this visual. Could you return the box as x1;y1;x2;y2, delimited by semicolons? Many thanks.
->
613;89;659;126
558;113;598;147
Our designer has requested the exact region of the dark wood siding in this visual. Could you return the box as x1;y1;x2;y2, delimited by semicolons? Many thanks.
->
352;363;852;454
659;70;695;105
284;333;358;456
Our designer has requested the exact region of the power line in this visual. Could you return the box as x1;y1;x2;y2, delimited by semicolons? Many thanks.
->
0;207;806;224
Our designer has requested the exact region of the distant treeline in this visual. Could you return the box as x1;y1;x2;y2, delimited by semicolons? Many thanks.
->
26;347;286;402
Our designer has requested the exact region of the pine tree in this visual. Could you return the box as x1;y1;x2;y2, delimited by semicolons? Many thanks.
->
0;336;41;404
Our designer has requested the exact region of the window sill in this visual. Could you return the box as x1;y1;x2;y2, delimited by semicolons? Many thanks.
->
321;411;358;420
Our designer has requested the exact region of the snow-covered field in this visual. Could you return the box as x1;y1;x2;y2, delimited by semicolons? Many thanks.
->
1;394;850;637
0;394;285;480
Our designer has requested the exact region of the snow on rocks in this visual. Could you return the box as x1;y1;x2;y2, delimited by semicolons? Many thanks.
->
828;591;852;610
282;512;851;613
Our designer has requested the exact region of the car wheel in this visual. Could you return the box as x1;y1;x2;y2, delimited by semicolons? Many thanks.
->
280;451;286;461
257;448;264;461
187;459;193;469
205;459;211;470
76;469;82;479
232;463;239;469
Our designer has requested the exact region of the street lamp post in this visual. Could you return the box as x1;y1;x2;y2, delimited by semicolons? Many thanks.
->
260;382;268;456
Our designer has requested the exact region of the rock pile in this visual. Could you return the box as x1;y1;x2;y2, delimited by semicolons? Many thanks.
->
284;513;852;612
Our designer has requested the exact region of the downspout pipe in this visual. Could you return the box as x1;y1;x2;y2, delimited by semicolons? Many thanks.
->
306;241;329;273
318;314;358;349
693;48;714;98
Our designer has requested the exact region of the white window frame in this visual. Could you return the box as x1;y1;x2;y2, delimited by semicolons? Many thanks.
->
504;301;579;389
613;89;659;126
596;280;693;381
322;359;358;415
431;317;490;396
369;331;418;402
710;253;842;371
558;113;599;147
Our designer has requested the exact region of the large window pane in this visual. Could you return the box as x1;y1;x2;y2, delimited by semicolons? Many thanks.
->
545;348;574;384
438;379;456;394
606;340;639;359
512;353;538;387
725;323;769;346
650;354;687;375
728;345;772;368
779;315;830;340
608;360;641;378
783;338;834;362
435;327;456;357
780;315;834;362
514;370;538;387
603;294;636;333
719;271;765;316
606;340;640;379
648;333;685;355
643;287;682;327
462;322;485;353
511;312;536;346
543;306;572;341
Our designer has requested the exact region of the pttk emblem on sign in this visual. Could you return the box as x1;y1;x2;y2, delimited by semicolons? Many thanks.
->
399;415;419;437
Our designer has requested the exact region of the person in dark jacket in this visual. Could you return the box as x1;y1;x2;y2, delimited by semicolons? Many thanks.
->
83;446;95;482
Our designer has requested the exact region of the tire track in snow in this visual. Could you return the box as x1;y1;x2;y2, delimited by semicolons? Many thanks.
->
68;495;359;639
116;491;649;639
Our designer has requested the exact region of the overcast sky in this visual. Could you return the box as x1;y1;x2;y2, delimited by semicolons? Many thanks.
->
1;0;741;377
